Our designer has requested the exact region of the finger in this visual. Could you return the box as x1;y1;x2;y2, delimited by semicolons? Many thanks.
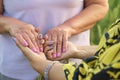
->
15;33;28;47
35;27;40;33
62;31;68;53
44;34;49;40
43;40;54;54
46;50;54;60
38;39;44;52
37;33;43;40
43;34;49;52
37;33;44;52
31;30;43;52
27;31;39;52
56;31;62;57
44;45;54;54
40;39;45;44
44;41;54;48
22;33;38;53
51;31;57;58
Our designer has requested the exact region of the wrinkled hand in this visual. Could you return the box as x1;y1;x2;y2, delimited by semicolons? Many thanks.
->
44;27;69;58
9;23;40;53
44;41;78;61
16;40;46;71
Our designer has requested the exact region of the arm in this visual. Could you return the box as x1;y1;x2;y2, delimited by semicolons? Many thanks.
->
17;40;97;80
16;40;98;80
16;40;66;80
0;0;42;53
17;34;120;80
61;0;109;36
45;42;98;60
44;0;109;58
75;45;98;59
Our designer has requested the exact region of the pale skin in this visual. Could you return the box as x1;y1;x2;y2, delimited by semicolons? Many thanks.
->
16;41;98;80
43;0;109;58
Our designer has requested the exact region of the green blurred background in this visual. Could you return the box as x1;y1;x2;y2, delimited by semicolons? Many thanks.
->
90;0;120;45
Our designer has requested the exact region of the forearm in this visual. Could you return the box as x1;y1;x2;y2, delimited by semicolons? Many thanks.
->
60;0;109;37
35;59;66;80
75;46;98;59
0;15;27;34
0;15;9;33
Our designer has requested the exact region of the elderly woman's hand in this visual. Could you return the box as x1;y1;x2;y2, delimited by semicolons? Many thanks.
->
44;25;71;58
8;22;41;53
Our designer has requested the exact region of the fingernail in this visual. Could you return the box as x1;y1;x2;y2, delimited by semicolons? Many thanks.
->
63;49;66;53
40;48;43;52
44;34;48;39
38;33;43;39
23;42;28;47
32;48;39;53
57;53;61;57
53;54;57;58
41;39;45;44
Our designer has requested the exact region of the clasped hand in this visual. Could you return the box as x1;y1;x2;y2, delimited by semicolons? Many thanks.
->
12;25;77;61
38;33;78;60
16;28;77;60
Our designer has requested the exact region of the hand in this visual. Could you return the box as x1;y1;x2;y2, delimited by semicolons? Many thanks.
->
44;26;69;58
45;41;78;61
37;33;45;52
16;40;46;71
8;22;40;53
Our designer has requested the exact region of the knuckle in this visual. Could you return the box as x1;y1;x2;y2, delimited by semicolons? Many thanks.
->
53;41;57;44
57;41;62;45
14;33;19;37
26;24;35;30
31;38;36;42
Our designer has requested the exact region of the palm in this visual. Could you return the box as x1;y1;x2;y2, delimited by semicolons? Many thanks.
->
61;42;77;59
50;42;78;61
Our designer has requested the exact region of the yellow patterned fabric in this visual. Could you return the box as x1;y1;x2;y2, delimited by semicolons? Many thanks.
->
63;19;120;80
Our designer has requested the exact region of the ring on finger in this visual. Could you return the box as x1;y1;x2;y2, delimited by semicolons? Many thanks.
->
38;39;45;44
37;33;43;39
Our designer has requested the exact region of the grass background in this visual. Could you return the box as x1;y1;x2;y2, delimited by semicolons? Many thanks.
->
90;0;120;45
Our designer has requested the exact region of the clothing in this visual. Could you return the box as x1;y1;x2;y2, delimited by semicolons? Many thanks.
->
0;73;17;80
0;0;89;80
63;19;120;80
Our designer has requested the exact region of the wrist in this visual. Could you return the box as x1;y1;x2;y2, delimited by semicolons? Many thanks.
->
4;24;12;33
73;48;80;58
59;23;75;38
0;22;10;34
33;59;51;75
75;46;90;59
35;59;59;78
